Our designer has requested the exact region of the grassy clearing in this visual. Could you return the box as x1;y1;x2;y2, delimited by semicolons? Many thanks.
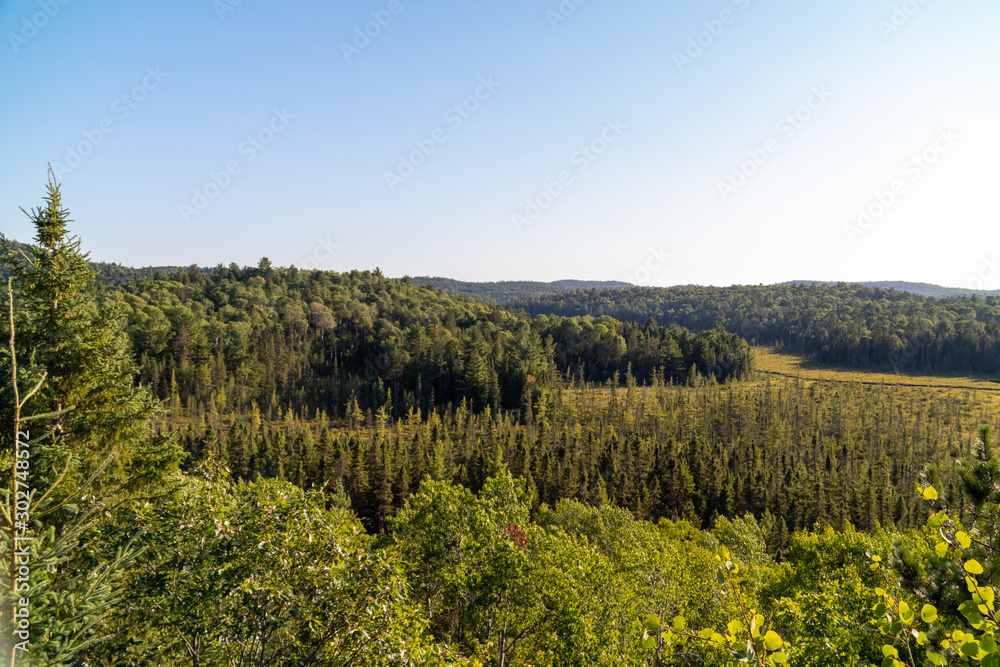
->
754;346;1000;393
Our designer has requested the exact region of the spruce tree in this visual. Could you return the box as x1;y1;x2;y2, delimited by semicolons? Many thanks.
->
1;174;181;664
0;172;180;494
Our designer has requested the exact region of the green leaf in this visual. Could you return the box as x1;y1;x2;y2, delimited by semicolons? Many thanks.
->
882;644;899;658
921;604;938;623
763;630;783;651
966;560;985;575
957;531;972;549
644;614;661;632
899;601;913;623
960;639;983;658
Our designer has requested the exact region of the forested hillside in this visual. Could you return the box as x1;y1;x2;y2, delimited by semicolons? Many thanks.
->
782;281;1000;299
115;266;752;420
517;284;1000;375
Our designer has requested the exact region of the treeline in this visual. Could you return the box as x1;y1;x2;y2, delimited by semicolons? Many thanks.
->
410;276;630;302
169;376;995;536
114;264;752;420
515;284;1000;375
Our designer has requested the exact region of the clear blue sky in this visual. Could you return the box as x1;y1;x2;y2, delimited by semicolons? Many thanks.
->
1;0;997;288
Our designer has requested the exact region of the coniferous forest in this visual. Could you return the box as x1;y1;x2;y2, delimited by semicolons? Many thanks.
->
515;286;1000;376
6;182;1000;666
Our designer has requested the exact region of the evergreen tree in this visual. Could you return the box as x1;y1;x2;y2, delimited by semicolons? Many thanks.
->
0;173;180;494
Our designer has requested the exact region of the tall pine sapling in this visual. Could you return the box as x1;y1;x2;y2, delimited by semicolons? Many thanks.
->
0;170;180;497
0;173;179;665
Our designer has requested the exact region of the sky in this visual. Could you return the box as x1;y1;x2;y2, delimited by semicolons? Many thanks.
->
0;0;997;288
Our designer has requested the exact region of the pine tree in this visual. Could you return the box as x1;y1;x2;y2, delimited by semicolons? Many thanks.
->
0;173;180;493
1;282;139;663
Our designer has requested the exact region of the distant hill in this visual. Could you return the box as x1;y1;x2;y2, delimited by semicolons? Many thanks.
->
5;235;995;302
409;277;1000;303
552;279;633;291
409;277;631;303
782;280;1000;299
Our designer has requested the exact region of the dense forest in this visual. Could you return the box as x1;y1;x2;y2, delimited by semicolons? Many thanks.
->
113;264;752;419
4;181;1000;666
516;285;1000;376
168;377;998;536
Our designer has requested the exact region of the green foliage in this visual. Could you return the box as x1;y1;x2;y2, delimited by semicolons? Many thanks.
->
868;479;1000;667
388;470;548;663
712;514;772;599
538;501;729;664
0;425;140;666
91;468;470;666
645;545;789;666
763;526;894;665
